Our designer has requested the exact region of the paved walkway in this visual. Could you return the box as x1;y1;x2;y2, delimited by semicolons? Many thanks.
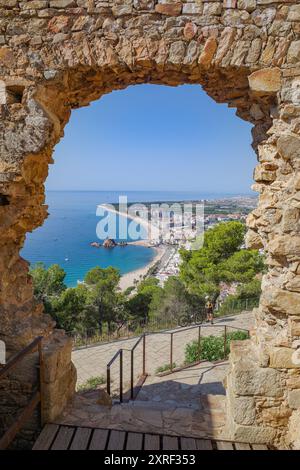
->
72;312;254;390
57;362;229;440
137;361;228;408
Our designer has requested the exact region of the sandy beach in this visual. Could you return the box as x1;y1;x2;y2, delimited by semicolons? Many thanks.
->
97;203;165;290
119;245;166;291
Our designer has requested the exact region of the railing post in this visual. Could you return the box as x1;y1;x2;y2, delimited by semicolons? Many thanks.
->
131;349;134;400
170;333;173;372
38;338;44;427
198;326;201;362
107;366;111;396
224;325;227;359
143;334;146;376
120;350;123;403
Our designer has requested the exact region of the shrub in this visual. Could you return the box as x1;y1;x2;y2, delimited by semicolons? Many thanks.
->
185;330;248;364
77;375;106;392
155;363;177;374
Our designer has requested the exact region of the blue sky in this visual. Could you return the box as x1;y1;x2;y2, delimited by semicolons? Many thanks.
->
46;84;256;194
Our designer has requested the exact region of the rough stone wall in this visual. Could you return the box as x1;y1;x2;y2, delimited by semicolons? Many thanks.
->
0;0;300;448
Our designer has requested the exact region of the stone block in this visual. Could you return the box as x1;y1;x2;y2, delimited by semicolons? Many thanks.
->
112;5;132;16
254;164;277;183
155;3;182;16
50;0;75;7
43;332;74;383
248;67;281;94
182;3;203;14
288;390;300;409
287;41;300;65
133;0;155;10
22;1;48;9
223;0;237;8
183;22;197;40
237;0;256;12
277;134;300;161
0;0;17;6
287;410;300;449
282;208;300;233
43;362;76;423
245;229;263;250
232;396;256;425
289;317;300;337
260;406;291;428
232;423;276;444
270;347;300;369
198;37;217;68
232;362;283;397
288;6;300;22
203;3;221;16
261;287;300;315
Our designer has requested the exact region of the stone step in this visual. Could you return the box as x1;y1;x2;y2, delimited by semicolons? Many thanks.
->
58;392;226;440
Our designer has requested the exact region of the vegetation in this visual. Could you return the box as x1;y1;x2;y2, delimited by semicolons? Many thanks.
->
185;330;249;364
29;221;265;338
149;276;204;324
216;278;262;317
179;221;265;305
77;375;106;392
155;363;177;374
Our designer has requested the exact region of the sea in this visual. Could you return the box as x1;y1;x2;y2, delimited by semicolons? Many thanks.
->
21;190;246;287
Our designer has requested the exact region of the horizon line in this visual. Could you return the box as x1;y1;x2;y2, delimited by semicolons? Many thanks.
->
46;189;255;194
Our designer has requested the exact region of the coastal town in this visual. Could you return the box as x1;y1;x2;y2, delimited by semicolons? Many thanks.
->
92;195;258;290
150;196;257;286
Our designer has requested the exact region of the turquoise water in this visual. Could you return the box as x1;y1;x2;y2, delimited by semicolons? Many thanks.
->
21;190;244;287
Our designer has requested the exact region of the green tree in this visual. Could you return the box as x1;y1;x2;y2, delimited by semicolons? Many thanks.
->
179;222;252;301
202;221;246;264
217;249;265;283
51;284;94;332
84;266;124;333
30;262;66;300
149;276;204;323
126;277;162;324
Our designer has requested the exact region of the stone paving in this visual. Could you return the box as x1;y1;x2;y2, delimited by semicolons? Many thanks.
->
72;312;254;391
57;362;228;440
59;314;254;440
136;361;228;408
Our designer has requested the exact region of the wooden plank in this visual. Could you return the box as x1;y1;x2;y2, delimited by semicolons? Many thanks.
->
89;429;109;450
144;434;160;450
251;444;268;450
195;439;213;450
107;430;126;450
0;391;40;450
216;440;234;450
235;442;251;450
32;424;59;450
70;427;92;450
163;436;179;450
180;438;197;450
126;432;143;450
51;426;75;450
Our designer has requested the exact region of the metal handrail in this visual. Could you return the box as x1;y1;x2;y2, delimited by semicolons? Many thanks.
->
106;333;147;403
106;321;250;396
0;336;44;450
68;297;258;349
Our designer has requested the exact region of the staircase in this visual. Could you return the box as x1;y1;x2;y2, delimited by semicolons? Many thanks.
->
56;361;228;441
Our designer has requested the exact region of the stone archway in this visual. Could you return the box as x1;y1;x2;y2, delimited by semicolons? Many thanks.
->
1;0;300;449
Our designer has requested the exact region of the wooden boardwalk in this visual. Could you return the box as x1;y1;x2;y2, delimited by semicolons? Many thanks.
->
33;424;269;451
